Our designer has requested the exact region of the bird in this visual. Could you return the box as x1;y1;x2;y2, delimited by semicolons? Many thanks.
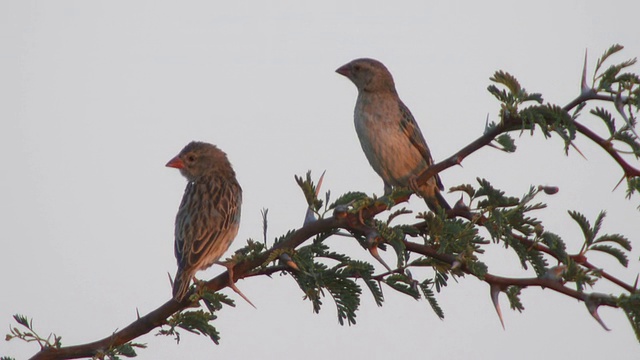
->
166;141;252;305
336;58;449;211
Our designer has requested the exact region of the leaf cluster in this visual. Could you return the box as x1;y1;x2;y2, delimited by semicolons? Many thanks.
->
156;291;235;345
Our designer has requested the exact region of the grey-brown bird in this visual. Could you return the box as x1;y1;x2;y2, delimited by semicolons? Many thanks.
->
336;58;449;211
166;141;250;304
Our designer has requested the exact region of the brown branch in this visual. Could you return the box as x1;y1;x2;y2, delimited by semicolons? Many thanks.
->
517;234;636;293
28;81;639;360
563;92;614;113
412;212;637;295
27;184;634;359
29;300;182;360
29;202;397;360
416;88;640;201
582;260;637;293
403;240;618;307
574;120;640;177
415;119;510;187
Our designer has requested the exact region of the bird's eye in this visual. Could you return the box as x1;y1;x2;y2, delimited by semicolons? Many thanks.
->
353;64;361;71
186;154;196;162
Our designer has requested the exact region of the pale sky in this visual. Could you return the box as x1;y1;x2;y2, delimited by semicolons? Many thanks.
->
2;1;640;359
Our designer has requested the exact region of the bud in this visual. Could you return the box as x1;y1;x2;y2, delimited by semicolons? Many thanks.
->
538;185;559;195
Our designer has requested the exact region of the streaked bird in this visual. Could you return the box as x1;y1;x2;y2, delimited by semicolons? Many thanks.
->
336;58;449;211
166;141;249;303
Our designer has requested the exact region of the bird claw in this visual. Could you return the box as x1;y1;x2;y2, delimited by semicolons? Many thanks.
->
408;176;421;195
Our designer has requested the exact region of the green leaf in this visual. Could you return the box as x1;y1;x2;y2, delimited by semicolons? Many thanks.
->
590;108;616;135
593;233;632;251
341;260;384;307
294;171;324;211
466;260;488;279
407;257;437;267
385;274;420;299
419;280;445;319
373;219;407;268
12;315;30;329
613;131;640;156
487;84;512;104
329;191;369;209
434;270;449;292
563;259;597;292
110;342;147;358
618;293;640;342
327;270;362;326
386;207;412;225
568;210;594;245
592;211;606;239
595;44;624;73
488;71;542;113
200;291;235;314
505;286;524;312
177;310;220;344
363;278;384;307
495;133;516;152
597;57;638;92
589;244;629;267
449;184;476;198
475;178;520;208
626;176;640;201
539;231;569;261
490;71;522;95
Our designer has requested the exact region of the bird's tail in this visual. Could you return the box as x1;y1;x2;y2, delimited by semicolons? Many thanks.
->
424;191;451;212
172;269;194;302
418;183;451;212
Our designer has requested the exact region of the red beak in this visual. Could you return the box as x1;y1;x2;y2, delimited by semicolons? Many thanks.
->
165;156;184;169
335;64;351;77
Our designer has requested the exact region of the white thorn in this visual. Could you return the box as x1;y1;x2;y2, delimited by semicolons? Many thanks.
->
581;49;590;94
490;284;506;330
585;296;610;331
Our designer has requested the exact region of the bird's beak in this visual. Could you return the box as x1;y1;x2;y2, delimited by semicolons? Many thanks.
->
165;156;184;169
335;64;350;77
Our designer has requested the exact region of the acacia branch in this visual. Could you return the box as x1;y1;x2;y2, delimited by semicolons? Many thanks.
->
27;65;640;360
28;207;385;360
26;185;633;359
403;240;618;308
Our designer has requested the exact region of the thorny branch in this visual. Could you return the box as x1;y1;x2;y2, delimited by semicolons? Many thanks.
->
17;47;640;360
26;184;635;359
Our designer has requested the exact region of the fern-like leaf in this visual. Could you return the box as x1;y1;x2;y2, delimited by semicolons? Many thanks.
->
593;234;632;251
420;280;445;319
589;244;629;267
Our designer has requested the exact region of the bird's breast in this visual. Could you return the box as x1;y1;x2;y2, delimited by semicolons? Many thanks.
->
354;95;428;186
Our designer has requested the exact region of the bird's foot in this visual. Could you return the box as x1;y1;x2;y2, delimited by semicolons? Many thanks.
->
408;176;421;196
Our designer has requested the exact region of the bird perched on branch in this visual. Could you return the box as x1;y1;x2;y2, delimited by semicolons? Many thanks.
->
166;141;252;305
336;58;449;211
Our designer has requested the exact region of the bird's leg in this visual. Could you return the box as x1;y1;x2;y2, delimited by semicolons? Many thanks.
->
383;182;393;196
217;261;256;309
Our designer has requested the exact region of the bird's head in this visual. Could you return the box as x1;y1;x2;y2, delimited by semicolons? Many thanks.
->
166;141;233;181
336;58;397;93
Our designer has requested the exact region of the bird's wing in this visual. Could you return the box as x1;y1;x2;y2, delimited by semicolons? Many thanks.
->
175;179;241;269
398;100;444;190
